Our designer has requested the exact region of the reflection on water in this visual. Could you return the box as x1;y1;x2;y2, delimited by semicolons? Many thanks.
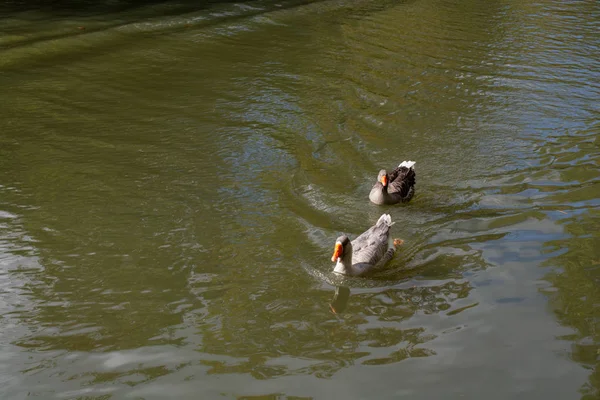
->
0;0;599;398
329;286;350;314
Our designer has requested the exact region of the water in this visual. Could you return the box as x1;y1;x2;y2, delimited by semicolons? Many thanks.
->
1;0;599;398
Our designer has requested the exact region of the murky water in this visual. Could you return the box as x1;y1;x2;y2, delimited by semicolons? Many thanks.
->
1;0;599;398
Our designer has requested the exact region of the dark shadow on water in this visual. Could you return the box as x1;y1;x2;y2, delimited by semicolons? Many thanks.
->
1;0;255;13
0;0;316;15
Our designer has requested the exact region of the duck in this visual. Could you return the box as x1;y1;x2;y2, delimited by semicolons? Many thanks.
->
369;160;416;205
331;214;403;276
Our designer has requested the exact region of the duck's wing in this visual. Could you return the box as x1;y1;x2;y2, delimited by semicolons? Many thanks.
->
388;166;416;200
351;215;392;265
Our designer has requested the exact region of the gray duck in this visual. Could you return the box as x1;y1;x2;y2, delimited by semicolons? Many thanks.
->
331;214;403;276
369;160;416;205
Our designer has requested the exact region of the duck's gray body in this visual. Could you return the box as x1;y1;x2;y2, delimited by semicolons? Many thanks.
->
369;161;416;205
333;214;397;276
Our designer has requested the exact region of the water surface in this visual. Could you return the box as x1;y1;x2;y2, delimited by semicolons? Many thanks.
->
1;0;599;398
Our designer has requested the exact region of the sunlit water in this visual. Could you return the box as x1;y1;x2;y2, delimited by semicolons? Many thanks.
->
1;0;599;398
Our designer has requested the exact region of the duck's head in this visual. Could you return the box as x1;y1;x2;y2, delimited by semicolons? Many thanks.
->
377;169;388;187
331;235;351;263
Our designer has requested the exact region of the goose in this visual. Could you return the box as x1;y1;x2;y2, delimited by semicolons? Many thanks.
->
369;161;416;205
331;214;403;276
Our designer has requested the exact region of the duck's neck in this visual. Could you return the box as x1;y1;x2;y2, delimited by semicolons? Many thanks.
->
333;244;353;275
370;184;391;205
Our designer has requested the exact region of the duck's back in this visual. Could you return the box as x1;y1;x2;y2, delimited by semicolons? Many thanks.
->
388;166;416;201
351;216;392;265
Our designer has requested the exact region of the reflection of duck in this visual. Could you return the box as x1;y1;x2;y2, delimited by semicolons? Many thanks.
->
331;214;403;276
369;161;416;205
329;286;350;314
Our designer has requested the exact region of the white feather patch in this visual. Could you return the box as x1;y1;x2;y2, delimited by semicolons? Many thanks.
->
376;213;394;226
398;160;416;169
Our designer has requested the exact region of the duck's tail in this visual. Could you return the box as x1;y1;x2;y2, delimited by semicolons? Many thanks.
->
398;160;416;169
376;213;395;227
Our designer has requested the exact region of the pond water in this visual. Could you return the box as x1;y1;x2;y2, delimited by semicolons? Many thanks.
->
1;0;599;398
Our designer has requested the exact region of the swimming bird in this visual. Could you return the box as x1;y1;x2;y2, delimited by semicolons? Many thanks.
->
369;161;416;205
331;214;403;276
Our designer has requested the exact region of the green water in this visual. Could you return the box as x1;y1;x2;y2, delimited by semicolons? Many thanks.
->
1;0;599;398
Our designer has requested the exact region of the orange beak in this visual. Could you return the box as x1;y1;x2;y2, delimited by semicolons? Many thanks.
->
380;175;387;186
331;242;343;262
